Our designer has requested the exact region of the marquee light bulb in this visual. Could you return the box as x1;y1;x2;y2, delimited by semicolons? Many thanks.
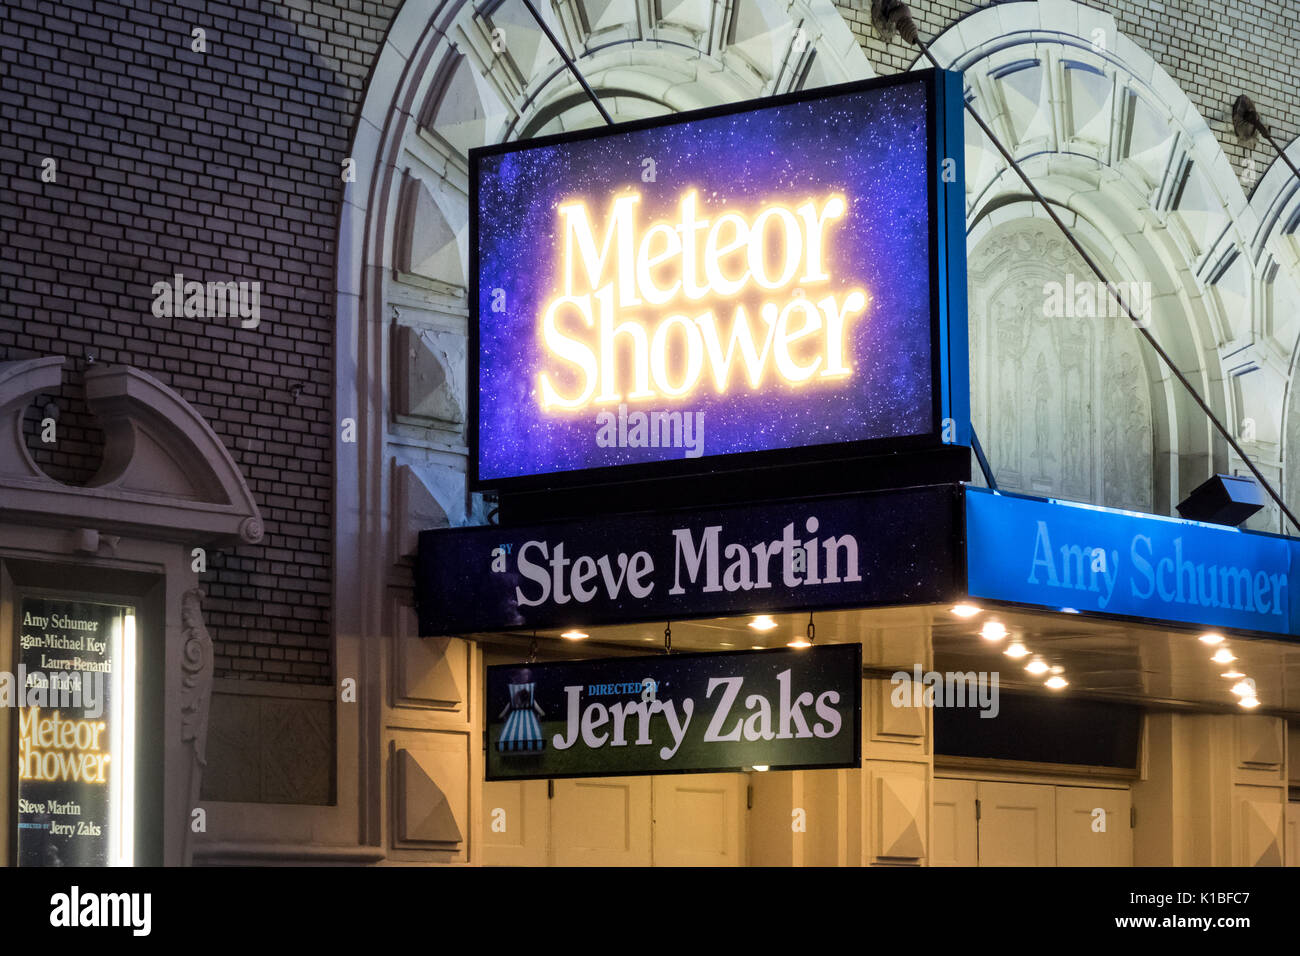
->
1221;670;1245;679
1211;648;1236;664
787;637;812;649
1230;680;1257;698
751;765;770;772
1044;676;1069;690
950;604;981;618
1198;632;1225;645
1025;659;1050;676
561;630;588;641
1004;642;1030;659
749;615;778;631
979;621;1008;641
1238;696;1260;709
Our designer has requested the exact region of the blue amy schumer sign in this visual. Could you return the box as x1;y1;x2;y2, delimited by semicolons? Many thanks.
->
417;485;960;635
966;487;1299;637
486;644;861;780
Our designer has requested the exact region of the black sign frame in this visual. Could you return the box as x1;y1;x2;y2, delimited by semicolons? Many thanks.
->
484;643;862;781
417;483;963;636
468;67;970;496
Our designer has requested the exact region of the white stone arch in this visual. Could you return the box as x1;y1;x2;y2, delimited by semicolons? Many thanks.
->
920;0;1283;522
1249;135;1300;529
329;0;873;853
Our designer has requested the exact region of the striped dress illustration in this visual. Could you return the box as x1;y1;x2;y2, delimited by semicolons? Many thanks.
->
498;676;545;752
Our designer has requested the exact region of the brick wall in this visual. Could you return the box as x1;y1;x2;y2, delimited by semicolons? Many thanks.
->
0;0;400;684
837;0;1299;192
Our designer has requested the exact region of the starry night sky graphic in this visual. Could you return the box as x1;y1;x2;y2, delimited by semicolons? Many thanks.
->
477;81;933;481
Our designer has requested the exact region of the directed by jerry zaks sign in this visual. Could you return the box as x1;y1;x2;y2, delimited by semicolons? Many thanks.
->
486;644;861;779
966;487;1300;637
470;69;969;491
417;485;959;635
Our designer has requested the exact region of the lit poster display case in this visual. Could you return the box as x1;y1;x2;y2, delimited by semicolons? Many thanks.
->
12;593;138;867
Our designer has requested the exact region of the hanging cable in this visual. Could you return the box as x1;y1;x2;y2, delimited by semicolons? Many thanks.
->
869;1;1298;534
517;0;615;125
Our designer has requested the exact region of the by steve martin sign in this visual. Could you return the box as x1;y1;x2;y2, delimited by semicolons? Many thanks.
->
417;485;959;635
470;69;968;489
486;644;861;779
966;488;1300;637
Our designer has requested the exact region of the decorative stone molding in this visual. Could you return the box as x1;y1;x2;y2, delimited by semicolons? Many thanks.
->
328;0;876;862
920;0;1300;523
0;357;263;866
181;588;214;769
394;748;464;845
392;324;466;427
967;218;1155;511
0;357;263;545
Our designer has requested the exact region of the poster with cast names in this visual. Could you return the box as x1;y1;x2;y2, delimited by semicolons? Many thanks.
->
14;596;126;867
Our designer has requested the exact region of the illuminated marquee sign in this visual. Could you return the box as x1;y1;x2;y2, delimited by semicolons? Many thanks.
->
471;69;968;489
966;488;1300;637
13;596;136;867
485;645;862;780
538;192;865;409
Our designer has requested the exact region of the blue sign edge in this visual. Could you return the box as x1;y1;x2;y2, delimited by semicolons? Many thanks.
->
962;485;1300;639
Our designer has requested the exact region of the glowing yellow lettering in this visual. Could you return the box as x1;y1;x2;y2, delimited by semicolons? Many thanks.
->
539;293;598;409
17;707;111;785
538;190;867;406
650;313;705;397
770;298;823;383
695;305;776;391
560;195;641;307
818;290;868;378
703;212;750;297
636;221;682;306
797;195;845;282
748;205;802;290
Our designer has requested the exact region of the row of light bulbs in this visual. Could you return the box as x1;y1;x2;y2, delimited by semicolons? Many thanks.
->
563;613;1261;710
560;614;810;648
951;603;1069;689
1197;632;1259;709
952;605;1261;709
747;614;813;648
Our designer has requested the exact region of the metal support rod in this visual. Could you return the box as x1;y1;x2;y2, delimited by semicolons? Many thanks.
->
905;36;1299;534
517;0;615;125
970;427;998;491
1254;124;1300;185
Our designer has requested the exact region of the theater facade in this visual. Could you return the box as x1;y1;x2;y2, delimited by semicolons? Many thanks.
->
3;0;1300;868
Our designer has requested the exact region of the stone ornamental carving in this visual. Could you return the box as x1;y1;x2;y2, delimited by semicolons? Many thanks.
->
968;219;1154;512
181;588;214;768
